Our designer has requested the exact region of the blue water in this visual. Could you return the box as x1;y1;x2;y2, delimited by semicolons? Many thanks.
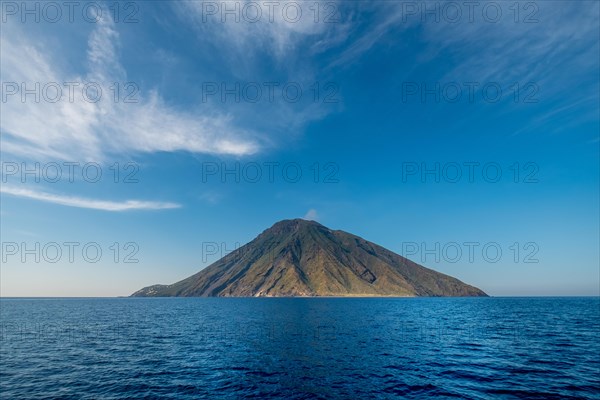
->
1;297;599;399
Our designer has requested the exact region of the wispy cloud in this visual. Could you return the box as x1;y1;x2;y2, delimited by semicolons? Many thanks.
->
325;1;599;135
1;186;180;211
328;1;599;83
326;2;409;70
179;0;347;63
421;2;600;86
0;10;261;162
176;0;347;139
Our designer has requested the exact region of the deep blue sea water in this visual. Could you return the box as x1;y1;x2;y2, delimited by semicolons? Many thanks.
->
1;297;599;399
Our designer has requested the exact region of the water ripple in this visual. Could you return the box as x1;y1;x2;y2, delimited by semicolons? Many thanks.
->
1;297;599;399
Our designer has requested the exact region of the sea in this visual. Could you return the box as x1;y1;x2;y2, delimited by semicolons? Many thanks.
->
1;297;599;399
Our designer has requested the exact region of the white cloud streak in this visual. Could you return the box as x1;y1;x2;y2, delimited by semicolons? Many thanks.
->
0;11;261;162
1;186;181;211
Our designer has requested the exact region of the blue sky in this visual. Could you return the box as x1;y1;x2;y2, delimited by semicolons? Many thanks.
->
1;1;598;296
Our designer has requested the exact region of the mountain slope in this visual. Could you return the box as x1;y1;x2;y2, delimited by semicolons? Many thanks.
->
132;219;487;297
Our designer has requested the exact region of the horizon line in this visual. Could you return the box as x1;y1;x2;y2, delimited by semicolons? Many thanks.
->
1;295;599;299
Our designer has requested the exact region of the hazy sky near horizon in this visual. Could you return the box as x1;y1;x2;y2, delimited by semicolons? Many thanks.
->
1;1;598;297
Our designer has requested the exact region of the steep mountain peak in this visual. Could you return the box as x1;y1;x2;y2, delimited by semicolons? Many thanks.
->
132;219;487;298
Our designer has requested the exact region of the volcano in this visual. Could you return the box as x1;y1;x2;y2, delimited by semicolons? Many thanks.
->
132;219;487;297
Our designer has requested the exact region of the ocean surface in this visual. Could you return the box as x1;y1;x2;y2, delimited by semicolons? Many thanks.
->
1;297;598;399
